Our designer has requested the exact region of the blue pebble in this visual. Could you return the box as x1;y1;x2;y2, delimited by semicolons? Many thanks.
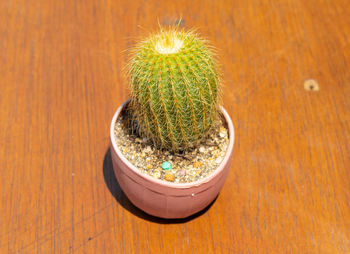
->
161;161;172;170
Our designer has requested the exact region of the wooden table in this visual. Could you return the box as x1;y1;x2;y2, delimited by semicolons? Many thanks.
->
1;0;349;253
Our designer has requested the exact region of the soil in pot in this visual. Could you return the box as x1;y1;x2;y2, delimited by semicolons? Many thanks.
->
113;109;229;184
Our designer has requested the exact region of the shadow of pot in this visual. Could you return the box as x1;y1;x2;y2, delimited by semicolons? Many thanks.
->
110;100;235;219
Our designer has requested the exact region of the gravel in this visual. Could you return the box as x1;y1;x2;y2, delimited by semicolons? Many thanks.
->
114;115;229;183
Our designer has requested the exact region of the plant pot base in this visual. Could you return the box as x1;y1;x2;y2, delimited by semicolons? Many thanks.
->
110;100;235;219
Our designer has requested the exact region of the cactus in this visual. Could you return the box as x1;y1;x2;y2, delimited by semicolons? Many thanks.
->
127;28;220;151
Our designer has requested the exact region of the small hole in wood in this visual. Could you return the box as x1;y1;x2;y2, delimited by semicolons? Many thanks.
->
304;79;319;91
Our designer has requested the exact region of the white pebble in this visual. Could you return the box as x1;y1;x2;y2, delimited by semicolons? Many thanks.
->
144;146;152;153
199;146;205;153
219;127;227;138
153;170;161;179
215;157;222;164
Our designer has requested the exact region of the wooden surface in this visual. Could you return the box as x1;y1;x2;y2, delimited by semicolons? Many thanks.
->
1;0;350;253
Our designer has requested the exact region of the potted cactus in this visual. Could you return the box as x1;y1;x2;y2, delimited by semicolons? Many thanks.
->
110;28;235;219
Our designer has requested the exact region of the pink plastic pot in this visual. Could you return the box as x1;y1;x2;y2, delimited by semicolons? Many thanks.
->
110;100;235;219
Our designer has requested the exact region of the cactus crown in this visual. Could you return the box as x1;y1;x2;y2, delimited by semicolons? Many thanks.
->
127;28;221;152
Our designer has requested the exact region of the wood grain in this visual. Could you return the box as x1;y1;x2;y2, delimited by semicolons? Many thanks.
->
1;0;349;253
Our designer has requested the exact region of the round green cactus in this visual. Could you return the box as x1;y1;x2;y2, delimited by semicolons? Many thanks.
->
127;29;221;151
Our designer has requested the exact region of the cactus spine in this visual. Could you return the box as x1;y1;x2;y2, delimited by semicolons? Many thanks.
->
128;29;220;151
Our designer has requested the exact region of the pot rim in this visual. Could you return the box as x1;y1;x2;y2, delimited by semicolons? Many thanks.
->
110;99;235;189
